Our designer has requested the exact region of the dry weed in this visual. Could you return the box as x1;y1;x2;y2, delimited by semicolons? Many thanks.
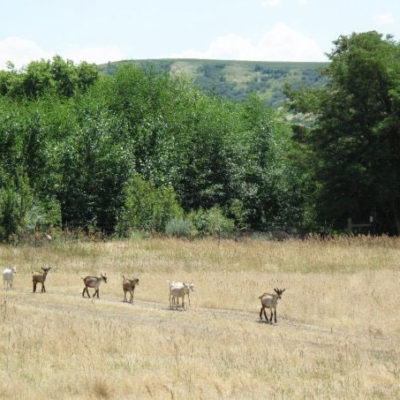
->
0;237;399;399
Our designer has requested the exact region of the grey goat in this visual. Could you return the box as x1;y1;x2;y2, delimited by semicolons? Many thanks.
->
82;274;107;298
259;288;285;324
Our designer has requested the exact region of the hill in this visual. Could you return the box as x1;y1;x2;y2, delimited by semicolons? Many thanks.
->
99;59;328;107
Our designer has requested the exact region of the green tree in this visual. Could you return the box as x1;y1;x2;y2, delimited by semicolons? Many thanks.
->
288;31;400;234
57;101;131;233
238;95;307;231
117;174;183;234
0;56;98;99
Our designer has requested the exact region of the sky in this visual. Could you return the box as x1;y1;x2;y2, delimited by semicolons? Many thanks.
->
1;0;399;69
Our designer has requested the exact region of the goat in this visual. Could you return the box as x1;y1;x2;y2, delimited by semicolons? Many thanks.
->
82;274;107;298
169;282;194;310
32;267;51;293
3;266;17;290
259;288;285;324
122;276;139;303
168;281;186;308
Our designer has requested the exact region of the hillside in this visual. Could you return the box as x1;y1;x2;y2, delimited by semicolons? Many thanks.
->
99;58;328;107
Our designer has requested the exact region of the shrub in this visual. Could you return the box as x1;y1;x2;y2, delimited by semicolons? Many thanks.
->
0;187;24;241
165;218;194;239
188;206;235;237
116;174;183;236
229;199;249;232
24;198;61;234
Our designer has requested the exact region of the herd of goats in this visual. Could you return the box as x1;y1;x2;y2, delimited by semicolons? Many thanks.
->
2;266;286;324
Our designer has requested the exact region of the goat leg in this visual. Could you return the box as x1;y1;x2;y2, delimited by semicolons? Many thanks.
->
131;288;135;303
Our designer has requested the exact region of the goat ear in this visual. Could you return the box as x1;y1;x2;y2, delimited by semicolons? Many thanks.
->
282;289;286;293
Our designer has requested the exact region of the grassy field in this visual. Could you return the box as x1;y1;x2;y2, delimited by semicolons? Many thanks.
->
0;236;399;399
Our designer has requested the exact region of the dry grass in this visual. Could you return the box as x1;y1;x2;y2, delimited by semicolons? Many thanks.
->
0;236;399;399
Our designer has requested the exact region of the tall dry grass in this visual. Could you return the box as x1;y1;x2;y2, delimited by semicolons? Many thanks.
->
0;236;399;399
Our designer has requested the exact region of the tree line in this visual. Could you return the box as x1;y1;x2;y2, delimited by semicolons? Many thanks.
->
0;31;399;240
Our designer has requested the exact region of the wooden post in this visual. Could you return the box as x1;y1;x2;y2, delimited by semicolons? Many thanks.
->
347;218;353;234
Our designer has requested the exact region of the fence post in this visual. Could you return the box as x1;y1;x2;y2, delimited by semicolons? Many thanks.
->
347;218;353;234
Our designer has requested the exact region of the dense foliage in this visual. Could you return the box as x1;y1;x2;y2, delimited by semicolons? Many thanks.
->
0;56;306;240
1;31;400;240
288;31;400;235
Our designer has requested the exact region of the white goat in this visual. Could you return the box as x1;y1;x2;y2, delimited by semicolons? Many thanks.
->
82;274;107;298
2;266;17;290
259;288;285;324
169;281;194;310
168;281;185;308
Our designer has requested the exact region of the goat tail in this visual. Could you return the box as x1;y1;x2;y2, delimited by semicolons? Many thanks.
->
258;292;269;299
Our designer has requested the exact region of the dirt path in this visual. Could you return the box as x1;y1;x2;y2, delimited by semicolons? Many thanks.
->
4;290;399;345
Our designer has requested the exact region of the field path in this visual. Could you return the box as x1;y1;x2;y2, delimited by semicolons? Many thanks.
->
5;289;398;346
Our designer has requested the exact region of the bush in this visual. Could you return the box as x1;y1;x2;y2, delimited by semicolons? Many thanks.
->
165;218;194;238
0;174;33;241
116;174;183;236
0;188;23;240
229;199;249;232
188;206;235;237
24;198;61;234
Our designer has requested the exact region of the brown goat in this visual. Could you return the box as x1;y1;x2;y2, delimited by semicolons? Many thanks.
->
122;276;139;303
32;267;51;293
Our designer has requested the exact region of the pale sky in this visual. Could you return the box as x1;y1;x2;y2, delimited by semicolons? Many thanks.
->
1;0;399;69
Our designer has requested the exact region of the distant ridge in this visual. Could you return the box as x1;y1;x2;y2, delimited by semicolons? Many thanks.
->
99;59;328;107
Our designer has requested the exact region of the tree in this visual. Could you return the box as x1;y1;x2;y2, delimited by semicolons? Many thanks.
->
57;101;132;233
0;56;98;99
288;32;400;234
238;95;308;231
116;174;183;233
